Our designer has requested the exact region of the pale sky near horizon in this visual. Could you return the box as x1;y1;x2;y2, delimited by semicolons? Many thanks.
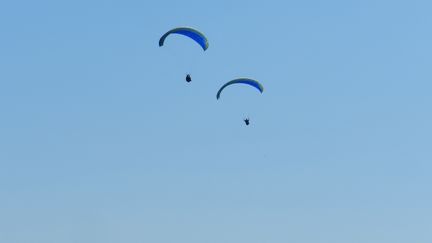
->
1;0;431;242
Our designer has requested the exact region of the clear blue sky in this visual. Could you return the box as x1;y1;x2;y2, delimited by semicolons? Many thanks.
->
1;0;431;242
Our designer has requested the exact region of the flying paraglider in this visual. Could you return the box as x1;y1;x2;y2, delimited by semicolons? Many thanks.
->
216;78;264;126
159;27;209;51
216;78;264;100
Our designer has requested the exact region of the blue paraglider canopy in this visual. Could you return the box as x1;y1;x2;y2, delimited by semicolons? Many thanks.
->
216;78;264;99
159;27;209;51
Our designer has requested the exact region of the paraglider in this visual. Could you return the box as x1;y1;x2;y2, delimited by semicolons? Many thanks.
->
216;78;264;100
216;78;264;125
186;74;192;82
159;27;208;85
159;27;209;51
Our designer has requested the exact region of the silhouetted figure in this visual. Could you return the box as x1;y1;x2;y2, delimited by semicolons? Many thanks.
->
186;74;192;82
244;118;250;126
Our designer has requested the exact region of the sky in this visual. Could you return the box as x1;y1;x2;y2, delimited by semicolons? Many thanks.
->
0;0;431;242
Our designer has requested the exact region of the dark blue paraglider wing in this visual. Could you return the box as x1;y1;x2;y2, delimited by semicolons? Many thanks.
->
216;78;264;99
159;27;209;51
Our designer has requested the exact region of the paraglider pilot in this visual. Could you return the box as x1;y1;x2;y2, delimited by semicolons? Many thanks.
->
186;74;192;82
244;117;250;126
